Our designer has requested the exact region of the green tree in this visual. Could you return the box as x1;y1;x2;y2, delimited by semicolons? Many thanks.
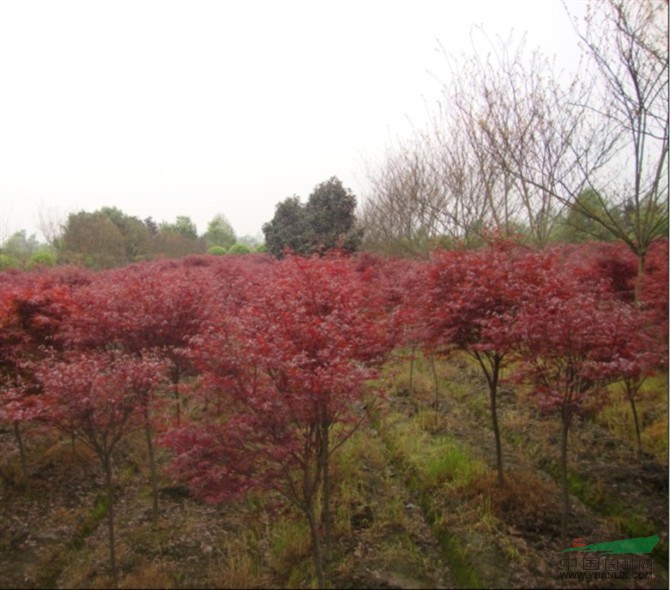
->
58;211;127;268
151;216;204;259
160;216;198;240
144;217;159;235
203;214;236;249
262;177;361;257
263;196;309;257
305;177;361;253
554;190;619;242
98;207;152;262
0;230;41;261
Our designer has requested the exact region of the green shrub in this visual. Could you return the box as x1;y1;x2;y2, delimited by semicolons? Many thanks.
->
207;245;228;255
228;243;251;255
28;250;57;267
0;253;20;270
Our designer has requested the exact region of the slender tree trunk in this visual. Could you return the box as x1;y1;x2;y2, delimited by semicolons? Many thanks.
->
408;344;417;396
475;352;505;486
629;395;643;458
319;422;331;561
430;354;440;409
634;251;646;305
102;456;118;588
488;357;504;487
626;378;644;458
144;415;159;528
172;366;181;427
13;421;26;479
560;411;570;549
305;500;325;589
71;432;76;454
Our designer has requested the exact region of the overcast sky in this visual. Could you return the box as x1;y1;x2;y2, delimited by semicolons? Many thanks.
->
0;0;584;242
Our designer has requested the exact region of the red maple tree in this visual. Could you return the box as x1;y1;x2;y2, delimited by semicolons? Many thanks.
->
37;351;165;586
165;254;393;586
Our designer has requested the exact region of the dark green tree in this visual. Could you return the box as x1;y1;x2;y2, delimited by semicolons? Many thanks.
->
305;177;361;253
262;196;309;257
262;177;361;257
144;217;159;235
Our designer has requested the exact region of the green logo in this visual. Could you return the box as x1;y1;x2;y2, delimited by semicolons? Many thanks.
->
562;535;660;555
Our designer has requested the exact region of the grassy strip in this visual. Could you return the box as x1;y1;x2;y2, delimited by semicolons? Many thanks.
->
378;409;490;588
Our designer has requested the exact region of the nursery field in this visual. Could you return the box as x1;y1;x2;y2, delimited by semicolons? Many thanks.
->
0;240;667;588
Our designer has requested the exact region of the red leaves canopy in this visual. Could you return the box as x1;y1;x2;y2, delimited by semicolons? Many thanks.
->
166;254;395;502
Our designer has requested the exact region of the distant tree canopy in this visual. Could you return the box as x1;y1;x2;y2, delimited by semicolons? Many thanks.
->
160;215;199;240
553;190;618;243
1;230;41;259
58;211;129;268
55;209;214;268
0;230;54;270
262;176;361;257
3;207;250;270
203;214;236;249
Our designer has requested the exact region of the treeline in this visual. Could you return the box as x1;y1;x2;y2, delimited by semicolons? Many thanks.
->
0;175;364;270
0;239;666;586
0;207;263;270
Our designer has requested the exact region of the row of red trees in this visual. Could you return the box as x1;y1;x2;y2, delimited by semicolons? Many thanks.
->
0;239;666;585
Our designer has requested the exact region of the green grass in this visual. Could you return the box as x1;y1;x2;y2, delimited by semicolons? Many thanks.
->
437;534;484;589
383;411;486;491
597;374;668;461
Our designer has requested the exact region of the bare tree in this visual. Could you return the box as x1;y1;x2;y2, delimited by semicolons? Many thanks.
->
362;2;667;260
361;139;445;256
565;0;669;300
442;32;612;248
362;34;584;252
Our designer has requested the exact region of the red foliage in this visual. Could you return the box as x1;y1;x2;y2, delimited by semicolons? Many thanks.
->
510;267;656;418
36;351;165;448
0;274;76;427
165;254;394;502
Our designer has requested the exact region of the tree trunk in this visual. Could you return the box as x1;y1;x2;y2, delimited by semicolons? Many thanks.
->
475;352;505;487
144;417;159;528
408;344;417;396
430;354;440;408
13;421;26;479
305;500;325;589
488;357;504;487
172;365;181;427
102;456;118;588
634;251;646;305
319;422;331;561
560;411;570;549
626;378;643;458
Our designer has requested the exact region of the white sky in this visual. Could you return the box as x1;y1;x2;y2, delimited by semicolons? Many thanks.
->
0;0;584;242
